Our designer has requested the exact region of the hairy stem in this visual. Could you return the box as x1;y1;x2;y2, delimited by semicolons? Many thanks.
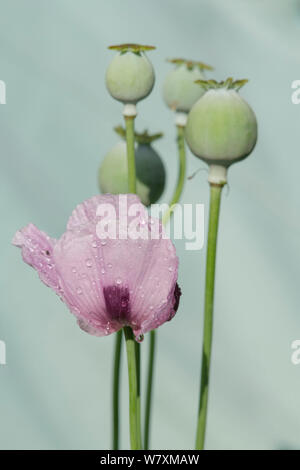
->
195;184;223;450
124;327;142;449
125;115;136;193
144;330;156;449
162;125;186;225
112;330;122;449
144;124;186;448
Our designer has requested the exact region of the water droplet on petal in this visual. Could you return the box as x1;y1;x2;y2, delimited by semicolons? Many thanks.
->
86;259;92;268
100;240;107;246
136;334;144;343
168;266;173;272
107;263;113;269
92;241;98;248
101;269;106;275
115;278;122;285
72;267;77;273
76;287;83;295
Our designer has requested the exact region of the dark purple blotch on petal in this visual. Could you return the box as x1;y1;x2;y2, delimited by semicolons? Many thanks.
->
166;283;182;322
173;283;181;315
103;285;131;323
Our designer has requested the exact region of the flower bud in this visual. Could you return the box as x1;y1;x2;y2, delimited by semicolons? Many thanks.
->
163;58;213;113
106;44;155;104
98;128;165;206
185;78;257;167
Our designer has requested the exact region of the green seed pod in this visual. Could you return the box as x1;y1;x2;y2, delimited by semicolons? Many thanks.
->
163;58;213;113
98;127;166;206
185;78;257;168
106;44;155;104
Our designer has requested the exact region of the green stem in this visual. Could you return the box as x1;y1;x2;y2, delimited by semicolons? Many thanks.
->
195;184;223;450
144;330;156;450
125;116;136;193
112;330;122;449
124;113;142;448
124;326;142;449
144;125;186;449
135;340;141;447
162;125;186;225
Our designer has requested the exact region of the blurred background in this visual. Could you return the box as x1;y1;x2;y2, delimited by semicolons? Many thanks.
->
1;0;300;450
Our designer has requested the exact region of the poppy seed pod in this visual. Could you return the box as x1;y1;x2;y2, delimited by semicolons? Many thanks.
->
98;127;166;206
163;58;213;113
106;44;155;105
185;78;257;169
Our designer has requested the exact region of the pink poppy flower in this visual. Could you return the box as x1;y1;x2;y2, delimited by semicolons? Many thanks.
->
12;194;181;340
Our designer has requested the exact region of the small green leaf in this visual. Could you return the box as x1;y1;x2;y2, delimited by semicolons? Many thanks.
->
114;126;163;145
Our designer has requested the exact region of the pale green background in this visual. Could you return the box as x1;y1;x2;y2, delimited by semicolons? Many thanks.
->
1;0;300;450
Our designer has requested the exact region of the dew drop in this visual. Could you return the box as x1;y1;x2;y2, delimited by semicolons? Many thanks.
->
76;287;83;295
92;241;98;248
136;334;144;343
107;263;113;269
72;267;77;273
86;259;93;268
168;266;173;272
100;240;107;246
101;269;106;275
115;278;122;285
